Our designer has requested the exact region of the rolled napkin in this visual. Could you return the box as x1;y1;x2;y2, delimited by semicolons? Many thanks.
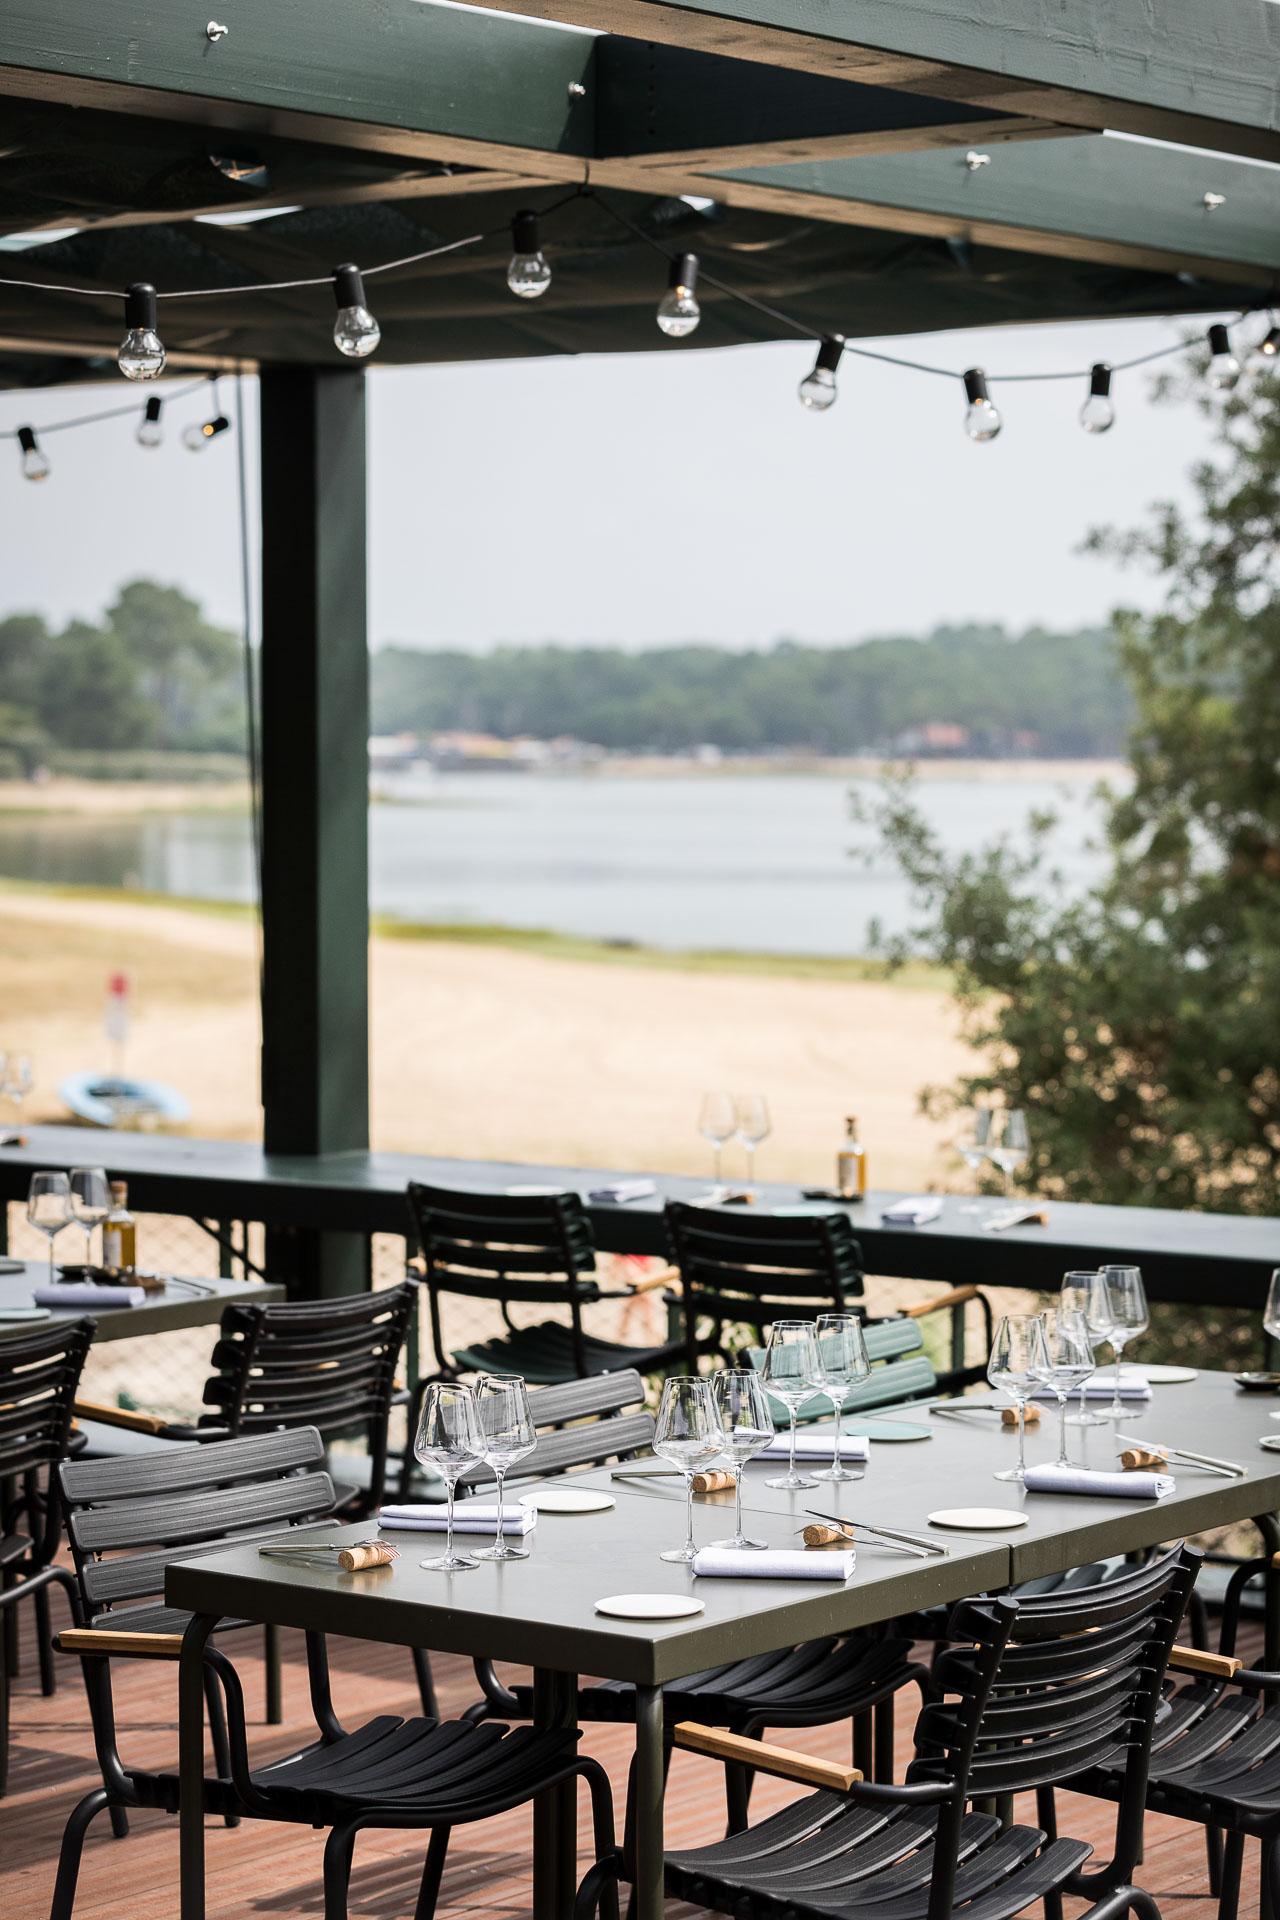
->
1023;1463;1174;1500
693;1547;856;1580
377;1503;536;1535
588;1179;658;1204
757;1431;871;1461
880;1196;943;1226
33;1283;146;1309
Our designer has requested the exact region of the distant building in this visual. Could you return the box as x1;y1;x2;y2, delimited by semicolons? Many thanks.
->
891;720;972;755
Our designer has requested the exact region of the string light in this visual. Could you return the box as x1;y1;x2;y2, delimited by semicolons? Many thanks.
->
962;368;1001;442
117;282;166;380
16;426;50;481
507;211;551;299
656;253;701;338
1255;315;1280;361
136;395;164;449
331;263;380;359
182;386;232;451
1207;322;1241;391
1080;362;1115;434
798;336;843;411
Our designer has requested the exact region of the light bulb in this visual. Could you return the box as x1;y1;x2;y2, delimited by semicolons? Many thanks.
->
118;282;166;380
1255;321;1280;362
506;211;551;298
182;413;231;452
1079;361;1115;434
962;368;1001;442
16;426;49;481
332;263;380;359
656;253;701;338
798;336;843;411
1207;323;1240;391
136;395;164;449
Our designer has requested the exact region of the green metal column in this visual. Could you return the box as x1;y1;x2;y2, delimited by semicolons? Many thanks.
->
258;365;371;1298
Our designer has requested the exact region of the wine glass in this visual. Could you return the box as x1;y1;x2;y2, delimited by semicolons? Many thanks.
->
989;1109;1029;1194
653;1376;724;1564
70;1166;111;1267
1061;1270;1114;1427
1265;1269;1280;1346
1033;1309;1095;1466
413;1383;486;1571
807;1312;871;1483
761;1320;821;1490
27;1171;72;1287
698;1092;737;1197
988;1313;1047;1483
474;1375;537;1562
735;1095;772;1196
709;1368;774;1551
4;1053;33;1135
1099;1266;1148;1421
955;1107;994;1213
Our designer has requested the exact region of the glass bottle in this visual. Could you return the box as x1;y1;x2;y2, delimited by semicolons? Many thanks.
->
102;1180;137;1273
836;1115;867;1200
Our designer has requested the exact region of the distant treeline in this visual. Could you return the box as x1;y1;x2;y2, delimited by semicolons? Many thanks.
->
371;623;1129;756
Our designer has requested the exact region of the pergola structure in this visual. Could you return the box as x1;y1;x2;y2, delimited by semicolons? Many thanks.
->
0;1;1277;1293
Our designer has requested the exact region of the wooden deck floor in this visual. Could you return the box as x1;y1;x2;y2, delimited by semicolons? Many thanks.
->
0;1586;1261;1920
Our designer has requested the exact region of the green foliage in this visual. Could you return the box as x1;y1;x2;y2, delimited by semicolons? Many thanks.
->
371;623;1127;757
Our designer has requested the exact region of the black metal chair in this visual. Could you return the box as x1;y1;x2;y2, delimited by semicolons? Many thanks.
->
405;1182;684;1384
0;1317;91;1795
50;1426;617;1920
461;1369;926;1831
580;1542;1199;1920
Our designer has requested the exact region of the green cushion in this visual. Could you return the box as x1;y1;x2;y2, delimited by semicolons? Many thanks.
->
744;1321;938;1427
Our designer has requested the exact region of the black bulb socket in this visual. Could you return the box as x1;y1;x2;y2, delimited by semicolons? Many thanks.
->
1089;362;1113;398
144;396;163;424
17;426;37;454
669;252;699;294
1261;325;1280;358
124;282;158;331
332;263;367;311
1208;323;1232;357
204;416;231;438
962;368;990;406
814;336;844;376
511;211;541;256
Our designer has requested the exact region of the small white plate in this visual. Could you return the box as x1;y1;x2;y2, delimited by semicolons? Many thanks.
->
1142;1365;1198;1384
505;1184;564;1197
928;1508;1029;1530
1259;1435;1280;1453
596;1593;704;1620
521;1487;615;1514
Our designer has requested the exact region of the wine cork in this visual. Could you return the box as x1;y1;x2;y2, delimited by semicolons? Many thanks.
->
691;1469;735;1494
1002;1403;1042;1427
1120;1447;1167;1472
802;1523;853;1548
338;1542;397;1571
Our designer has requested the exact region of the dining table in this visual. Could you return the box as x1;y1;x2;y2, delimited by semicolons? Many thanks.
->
0;1259;281;1341
167;1365;1280;1920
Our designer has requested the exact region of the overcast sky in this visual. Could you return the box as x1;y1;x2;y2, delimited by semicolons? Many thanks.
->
0;311;1220;651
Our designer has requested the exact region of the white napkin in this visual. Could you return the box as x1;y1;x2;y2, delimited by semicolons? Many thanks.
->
1023;1464;1174;1500
693;1547;856;1580
880;1197;943;1226
1032;1371;1150;1402
377;1503;536;1535
757;1430;871;1461
588;1179;658;1204
33;1284;146;1309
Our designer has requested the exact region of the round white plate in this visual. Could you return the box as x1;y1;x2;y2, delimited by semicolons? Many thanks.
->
596;1593;704;1620
505;1184;563;1197
928;1507;1029;1530
1259;1435;1280;1453
521;1487;615;1514
1142;1365;1198;1384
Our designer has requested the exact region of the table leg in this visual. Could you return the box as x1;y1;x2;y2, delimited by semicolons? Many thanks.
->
1258;1512;1280;1671
633;1684;666;1920
533;1667;578;1920
179;1612;217;1920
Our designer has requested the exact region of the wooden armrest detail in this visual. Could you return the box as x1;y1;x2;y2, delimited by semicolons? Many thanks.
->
59;1629;186;1660
672;1722;862;1793
903;1284;981;1320
1271;1550;1280;1569
627;1266;682;1296
1168;1647;1242;1679
73;1397;171;1436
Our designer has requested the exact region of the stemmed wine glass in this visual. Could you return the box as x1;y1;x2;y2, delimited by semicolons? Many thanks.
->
988;1313;1048;1483
698;1093;737;1198
1264;1270;1280;1359
27;1171;72;1287
735;1095;771;1197
413;1383;486;1571
70;1166;111;1267
807;1312;871;1483
1099;1266;1148;1421
1061;1270;1114;1427
989;1110;1030;1195
654;1376;724;1564
474;1375;537;1562
3;1054;33;1136
709;1368;774;1551
761;1320;821;1490
1033;1309;1096;1467
955;1108;994;1214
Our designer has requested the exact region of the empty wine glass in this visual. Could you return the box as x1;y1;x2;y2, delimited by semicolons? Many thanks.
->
807;1312;871;1483
414;1383;486;1571
955;1108;994;1213
698;1092;737;1197
988;1313;1048;1483
709;1368;774;1550
4;1053;33;1135
735;1095;772;1196
70;1166;111;1267
654;1376;724;1564
1099;1266;1148;1421
1033;1308;1096;1466
1265;1271;1280;1364
989;1109;1030;1194
1061;1270;1114;1427
474;1375;537;1562
761;1320;821;1490
27;1171;72;1287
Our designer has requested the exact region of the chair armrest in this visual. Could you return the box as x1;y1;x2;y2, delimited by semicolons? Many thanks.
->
73;1397;173;1437
902;1285;980;1321
672;1722;862;1792
625;1266;682;1297
1168;1646;1242;1679
59;1628;185;1660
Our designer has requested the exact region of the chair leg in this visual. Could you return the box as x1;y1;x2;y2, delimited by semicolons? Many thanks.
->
414;1825;452;1920
853;1709;873;1779
1036;1787;1063;1920
264;1622;283;1724
35;1581;56;1698
50;1787;112;1920
0;1623;8;1799
203;1668;240;1829
1263;1843;1274;1920
412;1646;439;1719
1208;1827;1224;1896
873;1696;895;1783
1218;1830;1245;1920
322;1819;359;1920
724;1762;751;1837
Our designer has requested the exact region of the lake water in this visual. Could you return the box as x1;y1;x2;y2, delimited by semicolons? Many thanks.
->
0;767;1117;956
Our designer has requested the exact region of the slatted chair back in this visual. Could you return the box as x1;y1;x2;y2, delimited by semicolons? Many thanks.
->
744;1316;938;1423
914;1544;1198;1919
58;1427;335;1630
407;1182;601;1376
197;1285;413;1509
0;1317;92;1564
665;1201;864;1373
458;1369;653;1489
